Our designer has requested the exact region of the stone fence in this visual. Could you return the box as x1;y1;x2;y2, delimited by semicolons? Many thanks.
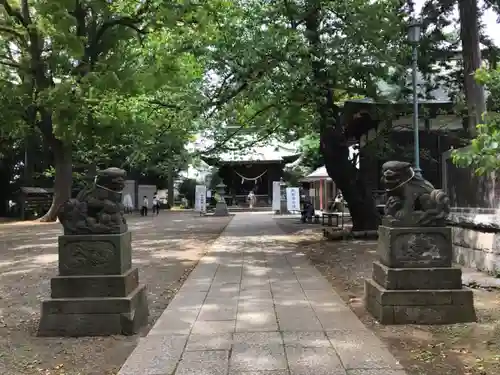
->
441;147;500;275
449;208;500;276
452;225;500;276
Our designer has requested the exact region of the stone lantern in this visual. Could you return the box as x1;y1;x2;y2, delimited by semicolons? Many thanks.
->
213;182;229;216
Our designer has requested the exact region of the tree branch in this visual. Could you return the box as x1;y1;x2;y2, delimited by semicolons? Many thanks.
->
0;59;20;68
20;0;31;25
0;24;26;43
149;100;183;110
220;123;282;152
199;103;277;155
94;16;147;45
283;0;298;29
0;0;28;28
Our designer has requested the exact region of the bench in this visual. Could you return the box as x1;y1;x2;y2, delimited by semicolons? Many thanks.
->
302;213;320;224
301;210;320;224
322;212;351;228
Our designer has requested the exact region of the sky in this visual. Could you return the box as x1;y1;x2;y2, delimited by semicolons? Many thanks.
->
414;0;499;45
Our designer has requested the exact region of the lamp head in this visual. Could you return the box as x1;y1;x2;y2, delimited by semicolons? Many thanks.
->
408;19;422;44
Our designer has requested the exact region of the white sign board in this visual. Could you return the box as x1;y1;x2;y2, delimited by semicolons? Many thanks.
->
286;187;300;212
309;188;315;197
272;181;281;210
206;190;212;198
195;185;207;214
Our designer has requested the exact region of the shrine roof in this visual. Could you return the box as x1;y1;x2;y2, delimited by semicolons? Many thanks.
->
301;166;331;182
202;143;301;165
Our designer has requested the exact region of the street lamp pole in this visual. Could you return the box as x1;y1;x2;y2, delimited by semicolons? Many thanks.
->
408;19;422;177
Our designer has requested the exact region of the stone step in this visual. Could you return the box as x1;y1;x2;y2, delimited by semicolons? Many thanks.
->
365;278;477;324
372;261;463;290
50;267;139;298
42;283;147;315
38;284;148;337
227;206;273;212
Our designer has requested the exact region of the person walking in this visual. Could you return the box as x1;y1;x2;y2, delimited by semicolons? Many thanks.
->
152;194;160;216
141;195;149;216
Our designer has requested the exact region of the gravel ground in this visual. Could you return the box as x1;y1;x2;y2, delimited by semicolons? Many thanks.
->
274;217;500;375
0;212;232;375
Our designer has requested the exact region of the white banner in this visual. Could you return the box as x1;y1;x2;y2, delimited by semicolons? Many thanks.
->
286;187;300;212
195;185;207;213
272;181;281;210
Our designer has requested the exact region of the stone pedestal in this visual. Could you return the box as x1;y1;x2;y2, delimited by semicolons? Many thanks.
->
280;200;289;215
365;225;476;324
213;201;229;216
38;231;149;336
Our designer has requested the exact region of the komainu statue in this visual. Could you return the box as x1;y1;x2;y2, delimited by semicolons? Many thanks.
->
58;167;128;235
381;161;450;227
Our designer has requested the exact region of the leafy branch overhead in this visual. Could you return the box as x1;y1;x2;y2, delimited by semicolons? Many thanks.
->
0;0;232;220
452;67;500;175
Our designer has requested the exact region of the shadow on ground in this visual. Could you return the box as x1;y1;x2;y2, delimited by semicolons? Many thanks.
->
0;212;232;375
274;216;500;375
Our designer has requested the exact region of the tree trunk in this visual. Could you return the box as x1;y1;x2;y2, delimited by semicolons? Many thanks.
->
167;163;174;207
304;0;380;231
39;139;73;222
23;134;35;186
320;128;380;231
459;0;485;136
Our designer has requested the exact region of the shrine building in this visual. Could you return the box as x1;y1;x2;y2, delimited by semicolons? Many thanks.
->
202;144;300;207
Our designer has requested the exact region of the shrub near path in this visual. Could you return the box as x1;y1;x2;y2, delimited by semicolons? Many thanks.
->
274;217;500;375
0;212;232;375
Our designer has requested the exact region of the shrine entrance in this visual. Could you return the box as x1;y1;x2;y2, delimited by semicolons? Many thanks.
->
203;151;300;207
219;162;276;206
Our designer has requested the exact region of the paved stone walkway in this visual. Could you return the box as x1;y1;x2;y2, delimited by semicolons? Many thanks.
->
118;213;406;375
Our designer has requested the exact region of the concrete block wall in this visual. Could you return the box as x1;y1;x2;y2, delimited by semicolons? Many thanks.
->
452;226;500;276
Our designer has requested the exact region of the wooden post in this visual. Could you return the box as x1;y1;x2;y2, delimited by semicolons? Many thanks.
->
319;179;323;210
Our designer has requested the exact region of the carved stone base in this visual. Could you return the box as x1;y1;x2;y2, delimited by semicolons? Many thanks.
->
377;225;452;268
213;202;229;216
38;231;149;336
365;225;476;325
365;279;476;324
58;232;132;275
38;284;148;336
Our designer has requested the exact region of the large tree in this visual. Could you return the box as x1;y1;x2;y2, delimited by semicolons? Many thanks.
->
419;0;496;135
0;0;212;220
200;0;407;230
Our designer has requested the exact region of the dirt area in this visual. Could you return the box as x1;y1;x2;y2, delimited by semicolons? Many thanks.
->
275;217;500;375
0;212;232;375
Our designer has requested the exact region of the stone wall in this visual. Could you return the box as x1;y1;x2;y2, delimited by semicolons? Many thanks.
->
452;226;500;276
442;147;500;209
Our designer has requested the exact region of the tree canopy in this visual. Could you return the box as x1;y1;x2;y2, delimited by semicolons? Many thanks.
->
0;0;226;219
0;0;498;224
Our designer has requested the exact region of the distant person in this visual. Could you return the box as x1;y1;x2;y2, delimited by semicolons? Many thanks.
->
247;190;256;209
8;199;16;213
152;194;160;216
332;193;344;212
141;196;148;216
123;194;133;214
